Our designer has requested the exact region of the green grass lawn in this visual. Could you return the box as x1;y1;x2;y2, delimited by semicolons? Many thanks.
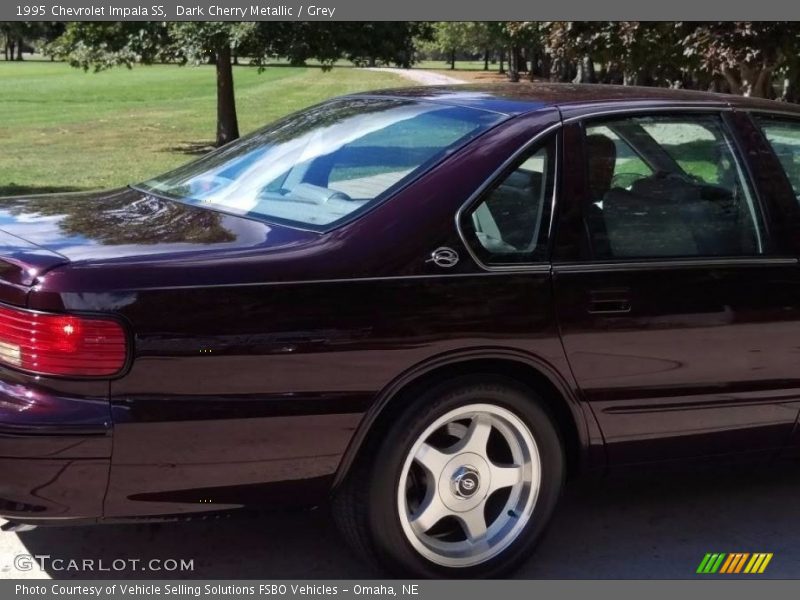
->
0;61;406;195
415;60;498;72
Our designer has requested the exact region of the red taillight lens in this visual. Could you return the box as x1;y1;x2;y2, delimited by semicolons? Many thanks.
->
0;304;126;377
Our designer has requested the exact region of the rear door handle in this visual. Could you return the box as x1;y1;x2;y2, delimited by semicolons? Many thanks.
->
587;288;632;314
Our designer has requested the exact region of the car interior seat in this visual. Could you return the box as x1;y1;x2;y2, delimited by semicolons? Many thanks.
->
472;167;545;254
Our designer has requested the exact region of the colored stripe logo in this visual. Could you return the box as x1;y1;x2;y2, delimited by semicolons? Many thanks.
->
697;553;773;574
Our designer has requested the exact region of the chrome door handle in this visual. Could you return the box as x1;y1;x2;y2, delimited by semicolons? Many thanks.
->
587;289;632;314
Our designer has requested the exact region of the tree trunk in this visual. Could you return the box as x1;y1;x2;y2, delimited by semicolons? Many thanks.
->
483;48;489;71
527;47;536;81
752;65;774;99
508;46;519;82
573;55;596;83
215;46;239;147
722;66;743;96
499;53;504;74
586;56;596;83
15;37;23;60
781;61;800;103
513;46;526;73
550;56;568;82
528;47;545;79
450;49;455;70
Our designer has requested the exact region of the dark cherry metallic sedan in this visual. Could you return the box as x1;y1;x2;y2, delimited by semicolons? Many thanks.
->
3;83;800;577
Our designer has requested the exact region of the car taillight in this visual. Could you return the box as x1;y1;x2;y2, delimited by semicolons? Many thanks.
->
0;304;127;377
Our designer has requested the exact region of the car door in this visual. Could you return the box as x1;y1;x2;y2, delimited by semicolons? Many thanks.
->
750;112;800;459
552;110;800;466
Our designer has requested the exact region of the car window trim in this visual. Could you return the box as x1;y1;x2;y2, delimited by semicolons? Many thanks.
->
745;108;800;121
455;122;563;273
552;256;799;272
721;110;773;253
561;104;734;124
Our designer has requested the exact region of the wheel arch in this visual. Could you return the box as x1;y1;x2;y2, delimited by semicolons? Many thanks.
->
332;348;594;490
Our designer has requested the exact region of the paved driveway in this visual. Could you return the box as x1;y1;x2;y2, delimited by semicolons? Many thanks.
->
366;68;466;86
2;465;799;579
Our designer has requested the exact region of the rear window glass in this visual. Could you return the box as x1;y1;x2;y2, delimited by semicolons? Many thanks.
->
138;98;503;230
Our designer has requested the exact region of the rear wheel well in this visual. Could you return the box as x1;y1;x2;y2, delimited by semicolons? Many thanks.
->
343;358;582;483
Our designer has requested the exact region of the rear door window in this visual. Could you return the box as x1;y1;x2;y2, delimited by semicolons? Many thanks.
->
582;114;764;259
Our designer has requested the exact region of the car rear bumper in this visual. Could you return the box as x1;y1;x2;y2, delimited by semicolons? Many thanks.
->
0;455;109;522
0;368;111;522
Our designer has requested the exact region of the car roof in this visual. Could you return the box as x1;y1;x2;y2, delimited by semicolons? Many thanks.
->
355;82;800;118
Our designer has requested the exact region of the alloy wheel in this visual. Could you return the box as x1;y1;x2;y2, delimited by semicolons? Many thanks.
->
396;403;541;568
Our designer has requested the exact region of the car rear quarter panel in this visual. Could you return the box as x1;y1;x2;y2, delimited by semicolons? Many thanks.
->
102;272;568;516
28;108;581;518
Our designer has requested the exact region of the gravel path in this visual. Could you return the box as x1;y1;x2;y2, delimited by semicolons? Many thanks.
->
367;67;466;86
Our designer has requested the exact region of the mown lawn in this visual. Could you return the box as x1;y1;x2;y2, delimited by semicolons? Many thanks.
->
0;61;406;195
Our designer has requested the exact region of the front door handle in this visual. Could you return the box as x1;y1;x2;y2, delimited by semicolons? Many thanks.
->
587;288;632;314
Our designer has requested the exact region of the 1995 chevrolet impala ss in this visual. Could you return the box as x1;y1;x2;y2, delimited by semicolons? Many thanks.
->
3;83;800;577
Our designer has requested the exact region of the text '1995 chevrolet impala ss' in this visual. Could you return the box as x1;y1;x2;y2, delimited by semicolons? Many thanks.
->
2;83;800;577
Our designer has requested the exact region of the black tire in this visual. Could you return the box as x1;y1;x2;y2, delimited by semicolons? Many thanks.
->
332;375;565;578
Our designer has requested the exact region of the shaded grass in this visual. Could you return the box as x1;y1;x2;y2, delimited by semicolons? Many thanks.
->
0;184;89;197
0;62;406;192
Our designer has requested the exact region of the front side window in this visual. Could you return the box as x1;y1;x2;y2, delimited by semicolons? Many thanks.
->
138;98;503;230
754;116;800;202
583;114;763;259
461;136;556;266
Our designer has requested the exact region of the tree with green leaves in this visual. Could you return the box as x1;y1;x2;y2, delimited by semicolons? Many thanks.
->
48;22;258;146
341;22;432;68
46;22;430;146
681;22;800;98
428;22;473;70
2;22;26;60
1;21;62;60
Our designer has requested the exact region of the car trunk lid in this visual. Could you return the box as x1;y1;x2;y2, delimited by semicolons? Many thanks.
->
0;229;69;306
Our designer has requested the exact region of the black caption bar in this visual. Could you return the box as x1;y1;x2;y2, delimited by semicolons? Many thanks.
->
2;0;800;20
7;580;800;600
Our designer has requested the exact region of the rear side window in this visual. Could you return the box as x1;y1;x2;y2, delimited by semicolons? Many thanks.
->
461;135;556;266
754;116;800;202
583;114;763;260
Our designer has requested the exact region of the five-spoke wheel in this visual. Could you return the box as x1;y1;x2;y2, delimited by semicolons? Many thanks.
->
333;377;564;578
398;404;540;567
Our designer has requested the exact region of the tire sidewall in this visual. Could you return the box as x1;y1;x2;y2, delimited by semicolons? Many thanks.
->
365;376;565;578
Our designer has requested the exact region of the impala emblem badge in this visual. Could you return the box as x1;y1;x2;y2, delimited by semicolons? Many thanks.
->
427;247;459;268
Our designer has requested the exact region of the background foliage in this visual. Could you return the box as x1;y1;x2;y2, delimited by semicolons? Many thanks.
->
2;21;800;194
4;21;800;147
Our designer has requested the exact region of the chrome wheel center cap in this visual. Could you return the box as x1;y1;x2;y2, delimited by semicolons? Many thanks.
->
451;465;481;499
